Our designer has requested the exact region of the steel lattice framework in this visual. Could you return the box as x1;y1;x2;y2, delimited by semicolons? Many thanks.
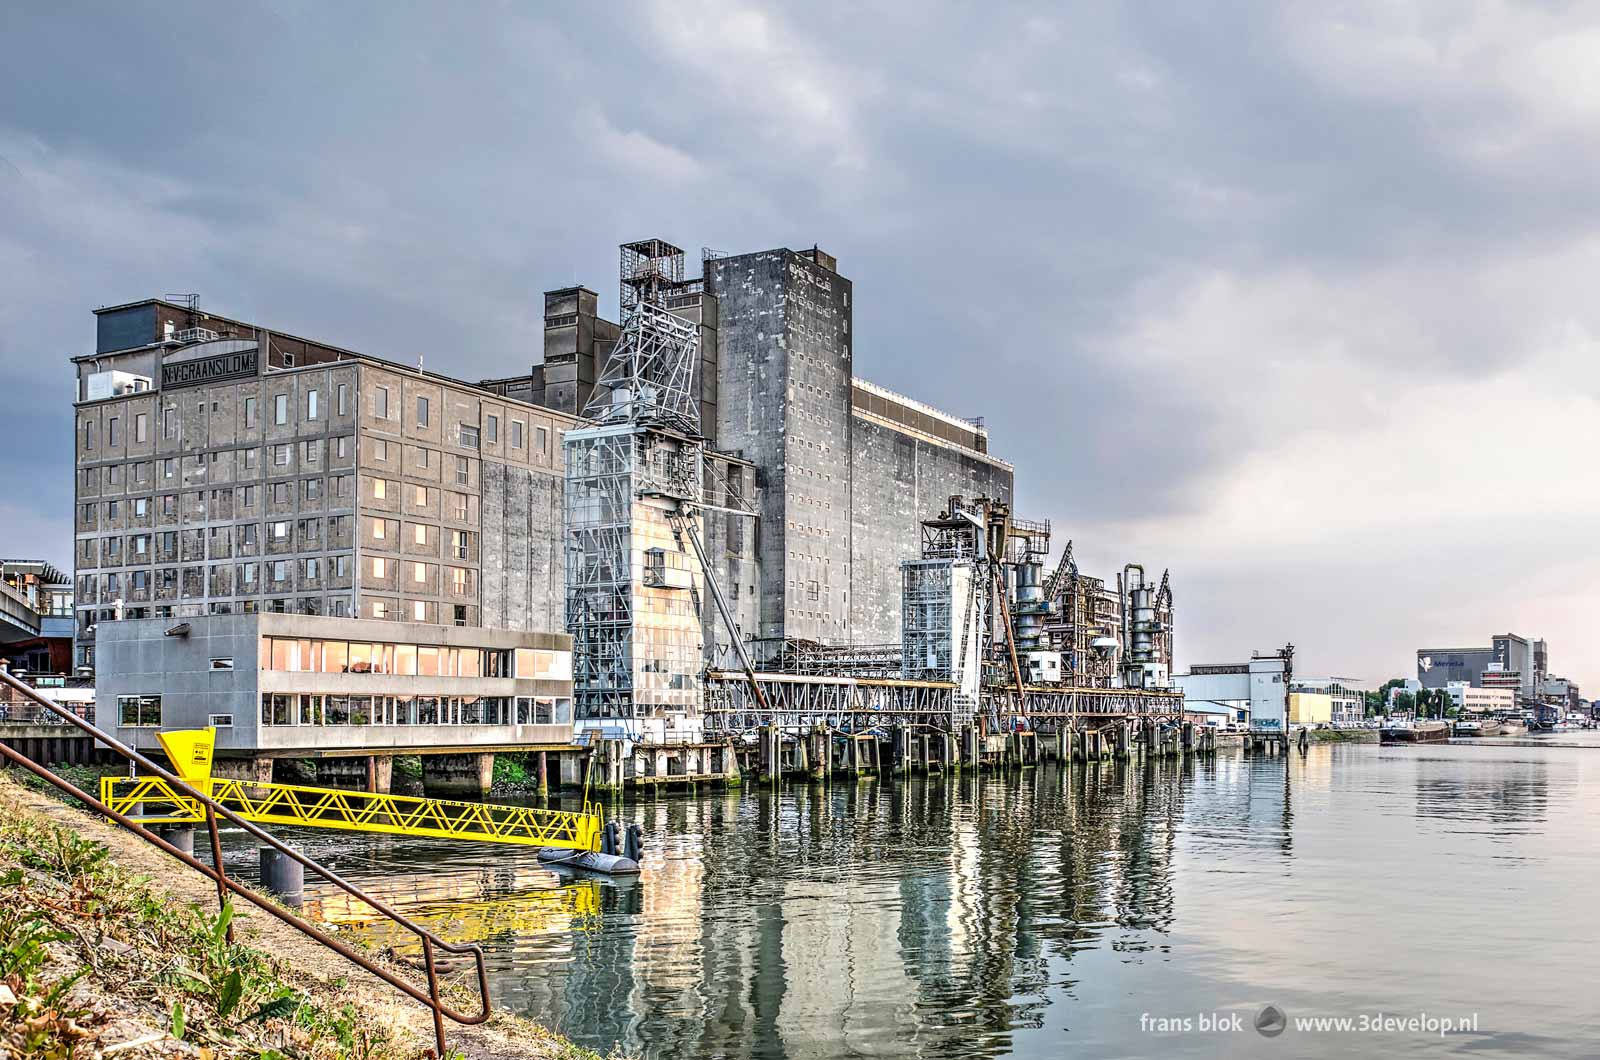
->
703;671;1183;733
586;300;702;438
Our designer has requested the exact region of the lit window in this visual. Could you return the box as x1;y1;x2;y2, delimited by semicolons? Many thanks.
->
372;557;386;577
372;517;386;540
372;478;387;500
412;562;426;583
414;524;427;545
412;600;426;621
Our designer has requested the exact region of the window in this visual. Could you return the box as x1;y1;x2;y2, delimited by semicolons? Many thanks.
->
412;562;426;584
273;445;290;467
486;414;498;443
336;436;349;459
210;658;234;671
271;520;288;540
334;555;349;578
451;529;469;559
135;413;148;443
372;516;386;540
455;456;469;485
106;499;119;519
413;484;428;507
451;567;467;594
305;557;320;580
271;481;290;504
133;534;149;555
133;498;148;518
244;396;258;427
83;419;96;450
337;382;349;415
108;416;120;447
117;694;161;728
244;448;257;470
412;600;426;622
372;557;386;577
414;524;428;546
274;393;288;425
511;421;524;449
240;563;257;588
536;426;548;452
416;446;430;469
459;425;479;449
307;389;320;420
163;406;176;438
416;395;430;427
372;438;388;461
372;477;387;500
271;560;289;583
208;714;234;728
303;478;321;501
162;458;175;479
375;385;390;419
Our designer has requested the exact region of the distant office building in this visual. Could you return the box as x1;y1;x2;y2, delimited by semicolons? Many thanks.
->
1290;677;1365;725
1417;632;1545;702
1446;682;1515;714
1415;646;1497;690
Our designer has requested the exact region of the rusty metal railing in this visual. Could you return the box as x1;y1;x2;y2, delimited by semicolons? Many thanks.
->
0;665;488;1058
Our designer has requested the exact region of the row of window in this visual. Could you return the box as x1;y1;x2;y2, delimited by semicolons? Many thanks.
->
78;438;352;494
259;637;571;680
80;476;356;528
86;598;480;626
83;386;352;453
77;516;355;568
259;694;570;727
368;386;550;454
116;692;570;729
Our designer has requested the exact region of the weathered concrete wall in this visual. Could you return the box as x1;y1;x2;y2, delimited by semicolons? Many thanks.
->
698;456;762;666
849;414;1014;644
480;460;564;633
709;249;852;652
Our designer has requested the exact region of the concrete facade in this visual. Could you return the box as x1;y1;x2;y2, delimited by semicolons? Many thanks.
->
72;300;579;673
850;380;1013;644
94;612;573;756
708;247;855;651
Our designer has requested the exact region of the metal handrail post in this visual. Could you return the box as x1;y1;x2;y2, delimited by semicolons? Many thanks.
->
0;665;489;1055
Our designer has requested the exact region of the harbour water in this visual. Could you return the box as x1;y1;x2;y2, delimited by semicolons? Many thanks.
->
226;735;1600;1058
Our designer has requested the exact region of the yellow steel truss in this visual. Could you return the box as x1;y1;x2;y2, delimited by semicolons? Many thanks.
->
99;774;602;851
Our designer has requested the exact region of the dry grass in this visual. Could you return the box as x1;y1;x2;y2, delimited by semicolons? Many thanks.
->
0;776;603;1060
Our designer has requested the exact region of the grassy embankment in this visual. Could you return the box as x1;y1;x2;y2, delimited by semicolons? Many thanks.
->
0;771;607;1060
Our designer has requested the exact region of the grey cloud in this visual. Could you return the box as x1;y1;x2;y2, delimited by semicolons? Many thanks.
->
4;1;1598;682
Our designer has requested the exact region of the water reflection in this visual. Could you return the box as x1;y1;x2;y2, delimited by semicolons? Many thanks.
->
224;737;1600;1060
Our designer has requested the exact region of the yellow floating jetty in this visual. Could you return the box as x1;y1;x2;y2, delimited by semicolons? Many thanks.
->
100;728;603;852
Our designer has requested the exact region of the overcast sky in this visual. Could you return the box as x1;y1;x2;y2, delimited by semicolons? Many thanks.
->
3;3;1596;687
